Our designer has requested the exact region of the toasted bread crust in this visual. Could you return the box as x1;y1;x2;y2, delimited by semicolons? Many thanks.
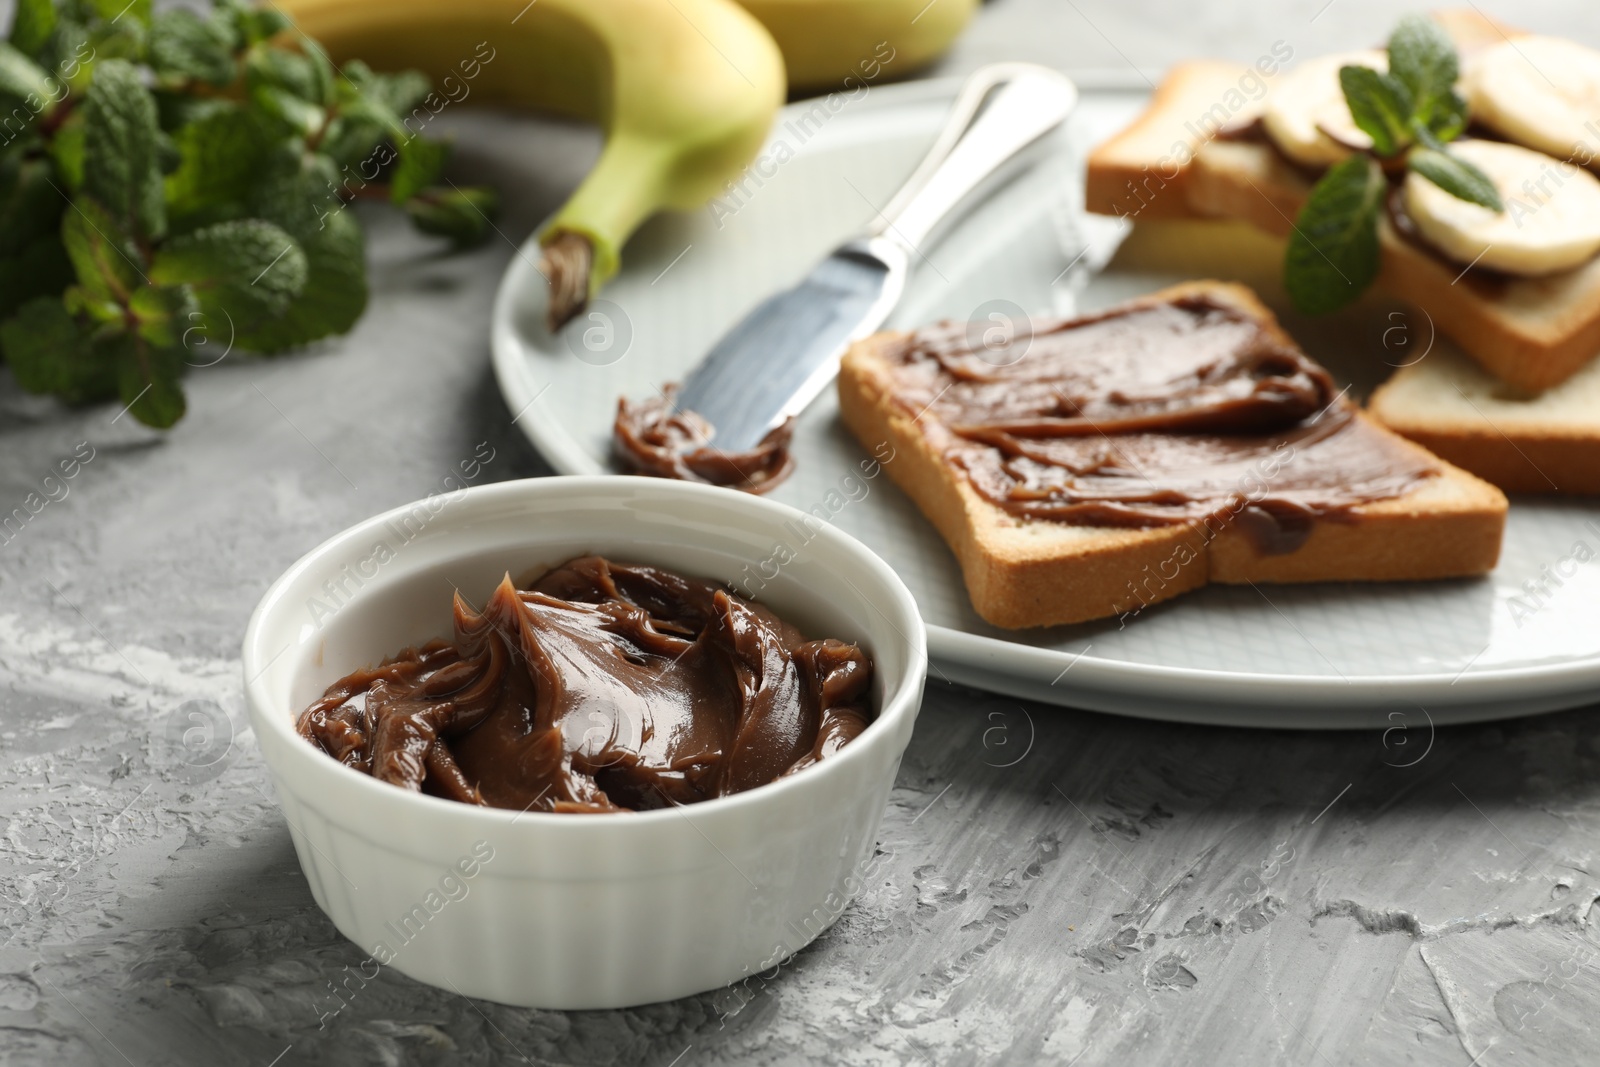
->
1083;61;1255;224
1083;11;1600;394
837;282;1508;630
1352;427;1600;494
1369;354;1600;494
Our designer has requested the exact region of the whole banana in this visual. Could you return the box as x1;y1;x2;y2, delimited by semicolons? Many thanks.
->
739;0;977;90
279;0;786;328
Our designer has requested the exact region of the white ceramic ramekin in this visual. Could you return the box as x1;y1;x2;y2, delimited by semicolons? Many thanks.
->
242;476;926;1009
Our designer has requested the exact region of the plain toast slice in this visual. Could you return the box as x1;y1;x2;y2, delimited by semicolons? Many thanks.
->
1370;349;1600;494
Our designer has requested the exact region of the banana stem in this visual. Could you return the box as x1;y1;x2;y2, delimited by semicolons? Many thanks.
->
538;132;680;331
540;230;594;332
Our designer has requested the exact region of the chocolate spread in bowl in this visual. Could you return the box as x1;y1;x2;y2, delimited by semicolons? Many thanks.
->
878;293;1438;548
296;557;872;813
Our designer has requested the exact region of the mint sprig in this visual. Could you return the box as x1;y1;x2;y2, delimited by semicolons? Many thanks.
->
1286;14;1501;314
1286;156;1385;316
1338;65;1411;157
0;0;499;429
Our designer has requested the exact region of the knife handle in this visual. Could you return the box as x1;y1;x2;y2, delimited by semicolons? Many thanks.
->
872;63;1078;253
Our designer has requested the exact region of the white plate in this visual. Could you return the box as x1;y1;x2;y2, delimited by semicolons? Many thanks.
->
492;76;1600;728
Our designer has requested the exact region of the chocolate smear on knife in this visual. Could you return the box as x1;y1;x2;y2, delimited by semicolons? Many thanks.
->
613;384;795;493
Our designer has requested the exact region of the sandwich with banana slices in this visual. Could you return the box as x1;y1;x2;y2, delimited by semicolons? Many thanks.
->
1086;9;1600;496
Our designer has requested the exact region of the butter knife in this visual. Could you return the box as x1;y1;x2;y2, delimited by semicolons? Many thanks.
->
671;63;1079;451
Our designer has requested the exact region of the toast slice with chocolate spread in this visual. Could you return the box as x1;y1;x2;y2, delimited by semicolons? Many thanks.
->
836;282;1507;629
1083;10;1600;394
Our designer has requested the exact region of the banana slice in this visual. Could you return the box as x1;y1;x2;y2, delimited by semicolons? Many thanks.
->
1262;50;1388;167
1403;139;1600;275
1466;36;1600;162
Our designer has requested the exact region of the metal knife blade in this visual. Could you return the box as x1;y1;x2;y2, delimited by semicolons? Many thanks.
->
669;64;1078;454
672;238;907;452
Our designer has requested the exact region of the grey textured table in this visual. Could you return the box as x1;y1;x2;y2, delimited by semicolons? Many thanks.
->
4;1;1600;1064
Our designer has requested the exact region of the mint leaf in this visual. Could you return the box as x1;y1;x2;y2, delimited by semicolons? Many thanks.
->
88;0;152;26
202;8;242;54
0;296;119;403
115;332;186;428
82;58;166;240
239;208;365;351
129;283;199;348
0;40;54;112
318;63;436;173
316;69;452;203
151;219;307;334
38;17;95;95
347;63;430;121
218;0;291;47
404;185;497;245
49;110;85;188
315;65;438;175
1285;155;1385;315
248;149;343;240
1339;65;1412;158
298;38;338;107
1408;146;1504;211
246;44;333;110
163;101;275;229
243;41;347;144
313;101;394;173
251;83;324;138
155;88;222;131
0;233;72;322
0;146;73;313
63;280;124;323
8;0;56;58
61;197;142;302
1388;13;1459;132
1424;91;1468;143
0;151;63;255
148;8;236;87
390;137;447;204
84;13;149;67
240;153;366;350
